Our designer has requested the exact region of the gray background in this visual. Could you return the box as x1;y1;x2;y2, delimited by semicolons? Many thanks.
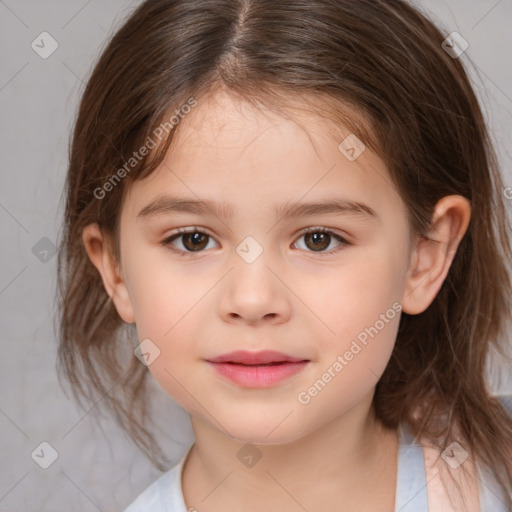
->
1;0;511;510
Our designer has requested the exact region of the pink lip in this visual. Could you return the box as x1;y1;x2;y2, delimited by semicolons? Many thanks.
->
206;350;309;388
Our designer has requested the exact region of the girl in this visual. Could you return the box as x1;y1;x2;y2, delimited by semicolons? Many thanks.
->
56;0;512;510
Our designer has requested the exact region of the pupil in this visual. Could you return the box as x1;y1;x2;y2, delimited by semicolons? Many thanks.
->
184;232;207;251
307;232;329;251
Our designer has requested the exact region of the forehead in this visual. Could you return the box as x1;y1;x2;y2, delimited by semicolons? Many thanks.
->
174;89;367;157
121;89;407;229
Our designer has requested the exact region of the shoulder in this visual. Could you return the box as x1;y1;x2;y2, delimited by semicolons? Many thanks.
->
420;433;481;512
477;393;512;511
123;468;178;512
496;393;512;418
123;446;192;512
420;393;512;512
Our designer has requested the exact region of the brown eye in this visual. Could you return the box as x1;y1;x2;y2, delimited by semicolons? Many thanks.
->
294;228;350;255
303;231;331;251
161;228;218;254
180;232;209;251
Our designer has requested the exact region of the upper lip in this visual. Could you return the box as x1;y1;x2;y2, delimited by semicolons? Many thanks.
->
207;350;308;365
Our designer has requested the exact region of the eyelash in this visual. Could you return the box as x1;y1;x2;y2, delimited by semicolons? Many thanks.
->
160;226;351;257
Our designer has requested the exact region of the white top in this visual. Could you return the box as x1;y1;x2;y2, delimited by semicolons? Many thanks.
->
124;394;512;512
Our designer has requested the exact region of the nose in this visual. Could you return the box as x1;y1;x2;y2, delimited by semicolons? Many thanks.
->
217;256;292;326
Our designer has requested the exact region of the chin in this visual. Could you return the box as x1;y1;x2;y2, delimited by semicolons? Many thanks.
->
223;420;307;447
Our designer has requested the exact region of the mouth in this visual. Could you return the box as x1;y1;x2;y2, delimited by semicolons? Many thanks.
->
207;350;308;365
206;350;310;388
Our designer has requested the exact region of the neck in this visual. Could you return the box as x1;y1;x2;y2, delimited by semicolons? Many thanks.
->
182;389;398;511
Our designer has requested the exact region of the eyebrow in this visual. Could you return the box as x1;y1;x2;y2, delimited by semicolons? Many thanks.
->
136;194;378;221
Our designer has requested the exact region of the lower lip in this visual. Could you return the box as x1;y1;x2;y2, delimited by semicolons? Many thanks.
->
208;361;309;388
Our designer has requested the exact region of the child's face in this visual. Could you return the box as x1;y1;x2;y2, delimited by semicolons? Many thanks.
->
115;91;415;443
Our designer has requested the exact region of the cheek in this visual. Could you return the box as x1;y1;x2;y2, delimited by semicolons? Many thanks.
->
305;245;404;396
125;249;201;337
314;246;405;337
134;302;204;407
122;250;209;391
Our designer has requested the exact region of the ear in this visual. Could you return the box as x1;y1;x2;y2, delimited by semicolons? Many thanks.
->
82;223;135;324
401;195;471;315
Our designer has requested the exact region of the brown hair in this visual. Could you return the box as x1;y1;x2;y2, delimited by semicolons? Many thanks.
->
56;0;512;505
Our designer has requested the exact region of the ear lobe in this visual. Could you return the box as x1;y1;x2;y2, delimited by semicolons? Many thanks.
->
401;195;471;315
82;223;135;324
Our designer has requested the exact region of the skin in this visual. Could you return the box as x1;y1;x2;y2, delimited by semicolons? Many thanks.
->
83;89;471;511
